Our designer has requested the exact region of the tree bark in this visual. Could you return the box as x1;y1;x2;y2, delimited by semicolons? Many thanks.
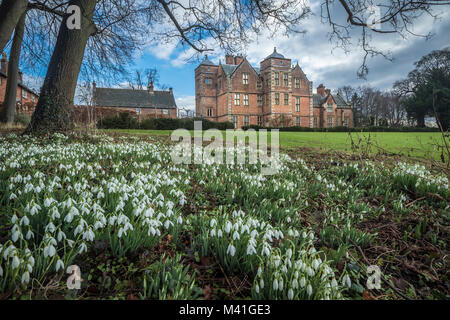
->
0;12;26;124
25;0;97;134
0;0;28;53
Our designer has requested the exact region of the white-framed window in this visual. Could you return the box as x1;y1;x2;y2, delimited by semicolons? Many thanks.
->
234;93;240;105
295;77;300;89
314;117;318;127
163;109;169;115
244;115;249;126
207;108;213;117
275;93;280;105
274;72;279;86
284;93;289;105
296;116;300;126
257;116;263;126
243;94;249;106
327;103;332;112
242;73;249;85
257;95;263;106
31;95;35;103
232;115;238;129
283;73;289;86
22;89;27;99
344;117;349;127
295;97;300;112
136;107;141;114
327;116;333;127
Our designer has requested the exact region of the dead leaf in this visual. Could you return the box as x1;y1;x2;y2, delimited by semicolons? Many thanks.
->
202;285;213;300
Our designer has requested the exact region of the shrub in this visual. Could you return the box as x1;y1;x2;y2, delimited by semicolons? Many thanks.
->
14;113;31;126
98;114;234;131
241;125;440;132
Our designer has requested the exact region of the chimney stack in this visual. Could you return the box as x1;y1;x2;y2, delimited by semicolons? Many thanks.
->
18;71;23;83
148;81;154;93
234;56;244;65
92;80;96;89
169;87;173;94
325;89;331;96
225;54;234;65
1;52;7;75
317;84;326;97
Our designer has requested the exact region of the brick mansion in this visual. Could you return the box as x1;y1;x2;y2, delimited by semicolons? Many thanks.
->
195;48;353;129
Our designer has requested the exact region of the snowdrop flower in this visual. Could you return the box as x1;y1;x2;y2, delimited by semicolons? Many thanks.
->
257;267;262;277
12;255;20;269
21;271;30;284
300;277;306;288
55;259;65;272
217;229;223;238
307;284;313;296
272;279;279;291
232;231;240;240
226;244;236;257
78;242;87;254
210;219;217;228
288;288;294;300
26;229;34;240
343;275;351;288
210;229;216;237
255;284;260;294
260;279;264;289
224;221;232;234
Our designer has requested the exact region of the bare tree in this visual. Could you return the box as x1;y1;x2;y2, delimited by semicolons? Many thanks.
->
0;11;26;124
321;0;450;78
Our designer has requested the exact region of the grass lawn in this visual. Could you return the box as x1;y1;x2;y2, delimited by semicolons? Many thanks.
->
102;129;447;161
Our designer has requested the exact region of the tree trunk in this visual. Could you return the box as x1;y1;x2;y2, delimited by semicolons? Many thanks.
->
0;12;26;124
417;114;425;127
0;0;28;53
25;0;97;134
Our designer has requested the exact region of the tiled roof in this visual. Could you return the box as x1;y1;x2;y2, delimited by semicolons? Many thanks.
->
334;94;352;108
94;88;177;109
0;71;39;96
221;64;237;75
313;94;327;106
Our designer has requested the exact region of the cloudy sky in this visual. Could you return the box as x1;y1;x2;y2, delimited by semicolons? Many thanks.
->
21;1;450;110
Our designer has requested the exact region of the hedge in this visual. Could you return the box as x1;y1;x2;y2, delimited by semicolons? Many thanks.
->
241;125;441;132
97;113;234;130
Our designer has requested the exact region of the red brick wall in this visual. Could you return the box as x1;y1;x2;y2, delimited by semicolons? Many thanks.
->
0;75;38;116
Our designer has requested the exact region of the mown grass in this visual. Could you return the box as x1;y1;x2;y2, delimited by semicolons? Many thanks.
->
101;129;448;161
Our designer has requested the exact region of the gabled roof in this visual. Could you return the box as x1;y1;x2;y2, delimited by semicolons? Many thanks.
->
313;94;328;107
0;71;40;96
334;93;352;108
313;93;352;109
94;88;177;109
221;64;237;75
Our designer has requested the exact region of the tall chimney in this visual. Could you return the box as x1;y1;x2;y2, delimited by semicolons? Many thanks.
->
225;55;234;65
234;56;244;65
169;87;173;94
92;80;96;89
18;71;23;83
317;84;325;97
1;52;7;75
148;81;154;93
